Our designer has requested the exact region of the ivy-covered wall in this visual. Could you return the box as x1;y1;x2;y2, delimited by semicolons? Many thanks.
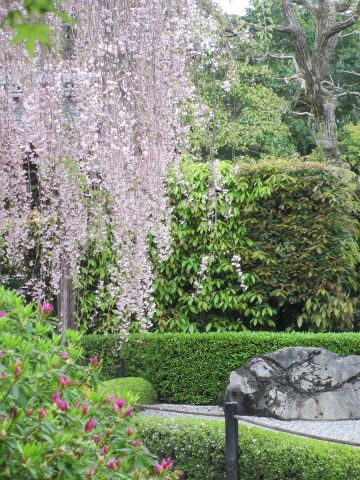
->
77;160;360;333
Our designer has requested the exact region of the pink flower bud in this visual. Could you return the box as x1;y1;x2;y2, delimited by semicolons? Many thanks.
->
92;434;101;444
82;404;89;416
101;444;110;455
52;392;61;402
1;371;7;379
85;418;96;432
133;439;142;448
9;406;18;418
38;303;53;315
38;408;47;419
127;427;134;436
0;351;3;358
115;397;125;408
0;311;6;318
123;407;133;417
59;375;72;388
90;356;99;366
14;365;21;377
106;457;117;471
86;468;95;479
25;408;33;416
76;401;81;409
113;402;120;414
107;393;115;403
60;351;68;360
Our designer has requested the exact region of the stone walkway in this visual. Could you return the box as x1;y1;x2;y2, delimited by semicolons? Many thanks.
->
139;404;360;447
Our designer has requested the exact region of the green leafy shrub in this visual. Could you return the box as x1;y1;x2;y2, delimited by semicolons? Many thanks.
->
0;288;174;479
77;160;359;333
135;417;360;480
99;378;158;405
83;332;360;404
152;160;359;332
339;123;360;174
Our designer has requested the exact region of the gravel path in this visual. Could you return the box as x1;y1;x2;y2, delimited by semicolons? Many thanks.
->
139;404;360;446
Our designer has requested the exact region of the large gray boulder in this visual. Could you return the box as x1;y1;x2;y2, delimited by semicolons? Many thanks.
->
224;347;360;420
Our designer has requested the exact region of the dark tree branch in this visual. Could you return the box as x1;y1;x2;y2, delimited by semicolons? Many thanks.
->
336;0;352;12
292;0;318;14
326;2;360;38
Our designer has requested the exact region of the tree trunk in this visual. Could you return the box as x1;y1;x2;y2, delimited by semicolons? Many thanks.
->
57;259;75;334
311;94;342;164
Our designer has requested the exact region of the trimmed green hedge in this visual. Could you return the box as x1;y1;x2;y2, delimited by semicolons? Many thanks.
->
82;331;360;404
135;417;360;480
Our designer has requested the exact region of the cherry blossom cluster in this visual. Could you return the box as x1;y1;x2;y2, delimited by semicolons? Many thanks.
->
0;0;202;332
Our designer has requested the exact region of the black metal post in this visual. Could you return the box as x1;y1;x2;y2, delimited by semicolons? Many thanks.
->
224;402;239;480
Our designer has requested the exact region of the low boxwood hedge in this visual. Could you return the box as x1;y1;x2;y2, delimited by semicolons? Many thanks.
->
135;417;360;480
82;331;360;404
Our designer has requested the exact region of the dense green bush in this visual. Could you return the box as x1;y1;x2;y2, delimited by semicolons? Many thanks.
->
99;378;158;405
77;160;359;333
82;331;360;404
135;417;360;480
339;123;360;174
0;288;174;479
152;160;359;332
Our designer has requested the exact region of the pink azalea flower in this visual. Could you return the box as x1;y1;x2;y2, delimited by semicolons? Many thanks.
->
59;375;72;388
123;407;133;417
90;356;99;366
38;303;53;315
82;404;89;416
155;458;173;475
85;418;96;432
53;394;69;412
92;434;101;444
0;311;6;318
155;464;164;475
38;408;47;419
107;393;115;403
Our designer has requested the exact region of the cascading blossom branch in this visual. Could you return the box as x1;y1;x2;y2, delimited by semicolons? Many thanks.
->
0;0;203;332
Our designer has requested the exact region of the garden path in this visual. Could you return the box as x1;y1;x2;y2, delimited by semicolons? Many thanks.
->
139;404;360;447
